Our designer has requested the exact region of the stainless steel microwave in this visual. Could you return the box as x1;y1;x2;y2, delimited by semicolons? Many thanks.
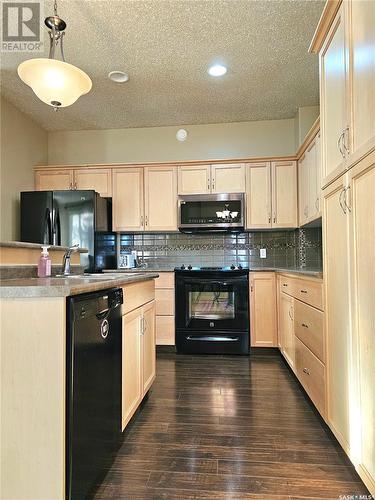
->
178;193;245;232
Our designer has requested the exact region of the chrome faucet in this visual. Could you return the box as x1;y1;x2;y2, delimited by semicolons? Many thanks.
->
62;244;79;276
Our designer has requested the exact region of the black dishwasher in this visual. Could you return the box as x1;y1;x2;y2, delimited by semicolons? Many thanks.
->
66;288;123;500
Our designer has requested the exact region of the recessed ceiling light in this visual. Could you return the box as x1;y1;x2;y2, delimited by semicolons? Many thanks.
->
108;71;129;83
207;64;227;77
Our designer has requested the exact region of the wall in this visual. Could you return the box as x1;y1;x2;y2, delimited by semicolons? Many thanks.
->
47;118;296;165
0;97;48;240
295;105;319;147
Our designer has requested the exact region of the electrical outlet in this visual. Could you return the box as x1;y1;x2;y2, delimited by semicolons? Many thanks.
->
260;248;267;259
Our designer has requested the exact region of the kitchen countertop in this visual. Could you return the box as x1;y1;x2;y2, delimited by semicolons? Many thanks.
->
0;272;159;298
104;267;323;279
0;240;88;253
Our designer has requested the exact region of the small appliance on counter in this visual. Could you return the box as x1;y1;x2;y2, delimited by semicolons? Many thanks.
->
118;251;137;269
175;265;250;355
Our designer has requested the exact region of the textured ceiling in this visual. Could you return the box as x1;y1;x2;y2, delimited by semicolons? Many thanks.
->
1;0;324;131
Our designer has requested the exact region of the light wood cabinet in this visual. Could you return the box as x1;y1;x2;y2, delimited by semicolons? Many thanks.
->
178;165;211;194
211;163;246;193
113;168;144;231
74;168;112;197
298;153;309;226
347;152;375;492
122;307;143;430
278;290;295;370
246;162;272;229
35;169;73;191
250;272;277;347
142;300;156;394
144;166;177;231
155;272;175;346
294;299;324;363
320;3;348;187
271;161;298;228
323;174;351;452
121;281;156;431
178;163;245;195
35;167;112;196
246;161;297;229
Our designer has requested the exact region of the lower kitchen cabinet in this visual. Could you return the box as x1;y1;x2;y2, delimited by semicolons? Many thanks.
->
250;272;277;347
155;272;175;346
121;281;156;431
278;289;295;369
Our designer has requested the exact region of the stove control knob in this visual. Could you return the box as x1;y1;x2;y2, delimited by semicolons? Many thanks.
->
181;264;186;270
230;265;236;270
188;265;192;270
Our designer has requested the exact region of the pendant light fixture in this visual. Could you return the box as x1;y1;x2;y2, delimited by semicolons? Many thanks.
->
18;0;92;110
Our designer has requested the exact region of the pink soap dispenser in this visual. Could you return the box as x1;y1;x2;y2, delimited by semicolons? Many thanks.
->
37;245;52;278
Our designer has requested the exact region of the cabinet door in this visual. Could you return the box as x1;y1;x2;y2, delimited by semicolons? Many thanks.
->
320;4;348;186
271;161;297;228
348;153;375;487
307;139;319;220
178;165;211;194
122;307;143;430
323;175;351;451
211;163;245;193
112;168;144;231
279;291;295;369
349;0;375;159
250;273;277;347
315;132;322;214
298;154;309;225
35;169;73;191
74;168;112;197
245;162;272;229
144;166;177;231
142;300;156;394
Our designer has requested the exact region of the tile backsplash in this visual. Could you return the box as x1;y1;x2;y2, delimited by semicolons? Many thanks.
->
118;227;322;270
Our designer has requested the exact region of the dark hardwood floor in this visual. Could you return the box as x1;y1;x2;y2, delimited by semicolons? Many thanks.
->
94;350;368;499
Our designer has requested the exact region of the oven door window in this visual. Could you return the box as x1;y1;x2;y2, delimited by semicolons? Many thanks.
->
189;289;235;320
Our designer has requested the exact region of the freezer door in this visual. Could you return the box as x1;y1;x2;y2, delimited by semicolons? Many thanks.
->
20;191;53;244
53;190;96;271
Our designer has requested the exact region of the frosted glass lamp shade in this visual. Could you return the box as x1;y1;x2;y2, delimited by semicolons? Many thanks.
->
18;58;92;107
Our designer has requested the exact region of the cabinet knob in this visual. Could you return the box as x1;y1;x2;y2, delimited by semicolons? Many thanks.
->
303;367;310;375
302;323;309;329
300;289;308;294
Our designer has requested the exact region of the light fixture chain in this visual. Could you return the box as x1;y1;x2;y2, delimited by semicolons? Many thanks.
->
54;0;58;16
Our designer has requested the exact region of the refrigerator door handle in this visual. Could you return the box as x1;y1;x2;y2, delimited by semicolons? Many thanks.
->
56;209;61;246
43;208;52;244
51;209;57;245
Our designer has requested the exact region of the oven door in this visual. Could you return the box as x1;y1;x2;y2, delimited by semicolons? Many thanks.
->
175;275;249;332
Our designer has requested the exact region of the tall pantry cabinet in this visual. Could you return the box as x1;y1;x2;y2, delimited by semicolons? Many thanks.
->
312;0;375;494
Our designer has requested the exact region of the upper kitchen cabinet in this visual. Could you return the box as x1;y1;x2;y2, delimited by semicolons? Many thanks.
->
319;3;348;187
144;166;178;231
35;169;74;191
113;165;178;232
178;165;211;194
211;163;246;193
246;161;297;229
271;161;298;228
74;168;112;197
312;0;375;188
178;163;245;195
35;167;112;197
246;162;272;229
112;168;144;232
298;131;322;226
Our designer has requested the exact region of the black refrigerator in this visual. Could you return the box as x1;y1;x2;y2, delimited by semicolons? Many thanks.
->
20;190;116;272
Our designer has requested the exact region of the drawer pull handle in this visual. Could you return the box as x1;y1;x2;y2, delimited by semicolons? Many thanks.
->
302;323;309;328
303;368;310;375
300;289;308;294
282;284;288;287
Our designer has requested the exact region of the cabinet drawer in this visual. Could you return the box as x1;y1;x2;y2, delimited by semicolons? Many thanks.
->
122;280;155;314
155;289;174;315
279;276;294;294
294;300;324;363
295;337;326;417
293;279;323;310
156;316;175;345
155;272;175;289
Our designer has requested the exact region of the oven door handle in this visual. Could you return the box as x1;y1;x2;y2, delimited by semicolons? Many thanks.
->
180;278;245;286
186;335;239;342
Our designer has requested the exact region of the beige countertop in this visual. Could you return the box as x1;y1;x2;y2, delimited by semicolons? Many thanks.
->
0;240;88;253
104;267;323;279
0;272;159;298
